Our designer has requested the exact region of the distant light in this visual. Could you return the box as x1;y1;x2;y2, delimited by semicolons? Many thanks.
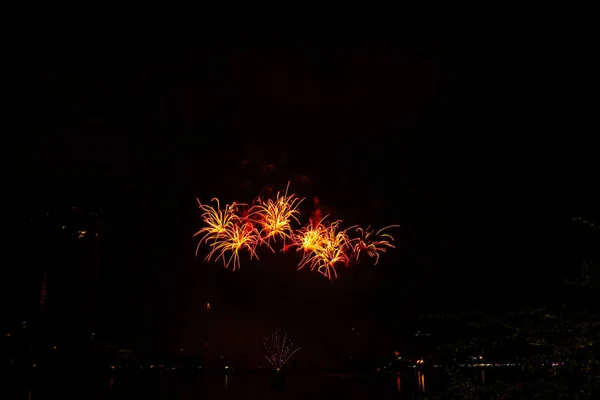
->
180;348;184;352
225;366;229;369
52;346;57;350
5;333;10;337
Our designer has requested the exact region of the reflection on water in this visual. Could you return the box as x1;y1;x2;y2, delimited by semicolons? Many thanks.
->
12;367;517;399
417;370;426;392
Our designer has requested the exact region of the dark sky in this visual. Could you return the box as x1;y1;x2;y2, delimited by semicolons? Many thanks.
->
5;38;597;362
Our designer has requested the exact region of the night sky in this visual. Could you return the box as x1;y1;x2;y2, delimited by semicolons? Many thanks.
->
5;38;597;364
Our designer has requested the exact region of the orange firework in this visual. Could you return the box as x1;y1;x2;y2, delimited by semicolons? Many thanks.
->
352;225;399;265
254;183;303;250
294;222;328;271
205;221;260;271
193;198;239;256
193;185;399;279
293;219;354;280
314;221;353;280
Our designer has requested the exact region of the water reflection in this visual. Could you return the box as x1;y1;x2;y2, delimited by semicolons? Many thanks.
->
18;369;499;399
417;371;426;391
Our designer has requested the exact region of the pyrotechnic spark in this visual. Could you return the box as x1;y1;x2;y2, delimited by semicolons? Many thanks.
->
254;183;303;250
295;222;326;253
193;198;239;256
352;225;399;265
205;221;260;271
294;220;354;280
193;186;399;279
294;222;328;271
264;329;300;370
315;221;354;280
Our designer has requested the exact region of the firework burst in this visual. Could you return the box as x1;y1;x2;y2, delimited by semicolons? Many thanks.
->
193;184;398;278
352;225;399;265
293;220;355;280
263;329;300;371
314;221;354;280
294;222;328;271
254;184;303;250
193;198;239;256
205;221;260;271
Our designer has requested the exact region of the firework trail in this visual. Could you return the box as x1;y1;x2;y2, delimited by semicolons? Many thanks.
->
263;329;300;371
